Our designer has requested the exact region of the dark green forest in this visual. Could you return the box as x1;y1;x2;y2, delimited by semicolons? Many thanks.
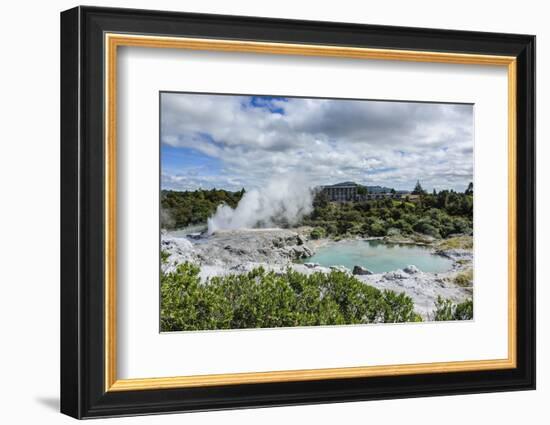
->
161;188;244;229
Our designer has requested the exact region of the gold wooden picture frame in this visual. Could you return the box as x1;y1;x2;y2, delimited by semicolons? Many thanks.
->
61;6;535;419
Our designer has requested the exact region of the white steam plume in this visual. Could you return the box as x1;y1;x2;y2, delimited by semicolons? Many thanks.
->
207;175;314;234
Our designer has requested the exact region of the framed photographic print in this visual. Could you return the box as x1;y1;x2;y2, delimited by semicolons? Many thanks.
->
60;6;536;419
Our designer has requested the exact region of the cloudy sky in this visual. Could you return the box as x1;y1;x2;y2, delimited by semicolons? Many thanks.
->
161;92;473;193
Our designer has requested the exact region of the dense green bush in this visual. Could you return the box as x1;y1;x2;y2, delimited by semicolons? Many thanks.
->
412;218;441;238
369;220;387;237
161;188;244;229
309;227;326;240
453;299;474;320
432;296;473;321
160;263;422;331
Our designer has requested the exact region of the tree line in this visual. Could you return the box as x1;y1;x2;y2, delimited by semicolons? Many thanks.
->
161;188;244;229
303;182;473;239
160;181;473;239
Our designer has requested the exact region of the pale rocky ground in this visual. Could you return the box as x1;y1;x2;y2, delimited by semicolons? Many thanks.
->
161;228;473;320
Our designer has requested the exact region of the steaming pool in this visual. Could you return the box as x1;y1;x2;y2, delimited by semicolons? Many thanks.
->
300;239;453;273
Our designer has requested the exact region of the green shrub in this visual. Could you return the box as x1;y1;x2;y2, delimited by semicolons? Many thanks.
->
369;220;387;236
160;250;170;264
395;219;413;234
310;227;326;240
161;263;421;331
413;219;441;238
452;217;472;235
454;299;474;320
380;290;423;323
433;296;473;321
433;297;453;321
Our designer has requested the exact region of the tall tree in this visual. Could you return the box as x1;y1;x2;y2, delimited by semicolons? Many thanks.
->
412;180;425;195
465;182;473;195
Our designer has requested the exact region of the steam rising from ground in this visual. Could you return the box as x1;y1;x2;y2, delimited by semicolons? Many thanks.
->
207;176;315;234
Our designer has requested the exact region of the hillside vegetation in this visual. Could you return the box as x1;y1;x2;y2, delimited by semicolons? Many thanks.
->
161;185;472;239
302;190;473;239
161;188;244;229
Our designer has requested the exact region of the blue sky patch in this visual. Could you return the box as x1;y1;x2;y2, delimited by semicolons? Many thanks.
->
243;96;287;114
161;144;222;177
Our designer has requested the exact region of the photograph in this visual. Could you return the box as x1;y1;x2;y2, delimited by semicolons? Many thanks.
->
159;92;475;331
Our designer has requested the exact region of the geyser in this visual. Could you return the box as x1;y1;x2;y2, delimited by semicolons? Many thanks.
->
207;175;314;234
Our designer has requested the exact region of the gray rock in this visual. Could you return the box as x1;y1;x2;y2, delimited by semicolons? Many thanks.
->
291;247;304;258
229;263;253;273
272;237;284;248
287;245;314;260
383;270;409;280
352;265;373;275
403;265;420;274
163;228;317;268
330;265;350;274
304;262;320;269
